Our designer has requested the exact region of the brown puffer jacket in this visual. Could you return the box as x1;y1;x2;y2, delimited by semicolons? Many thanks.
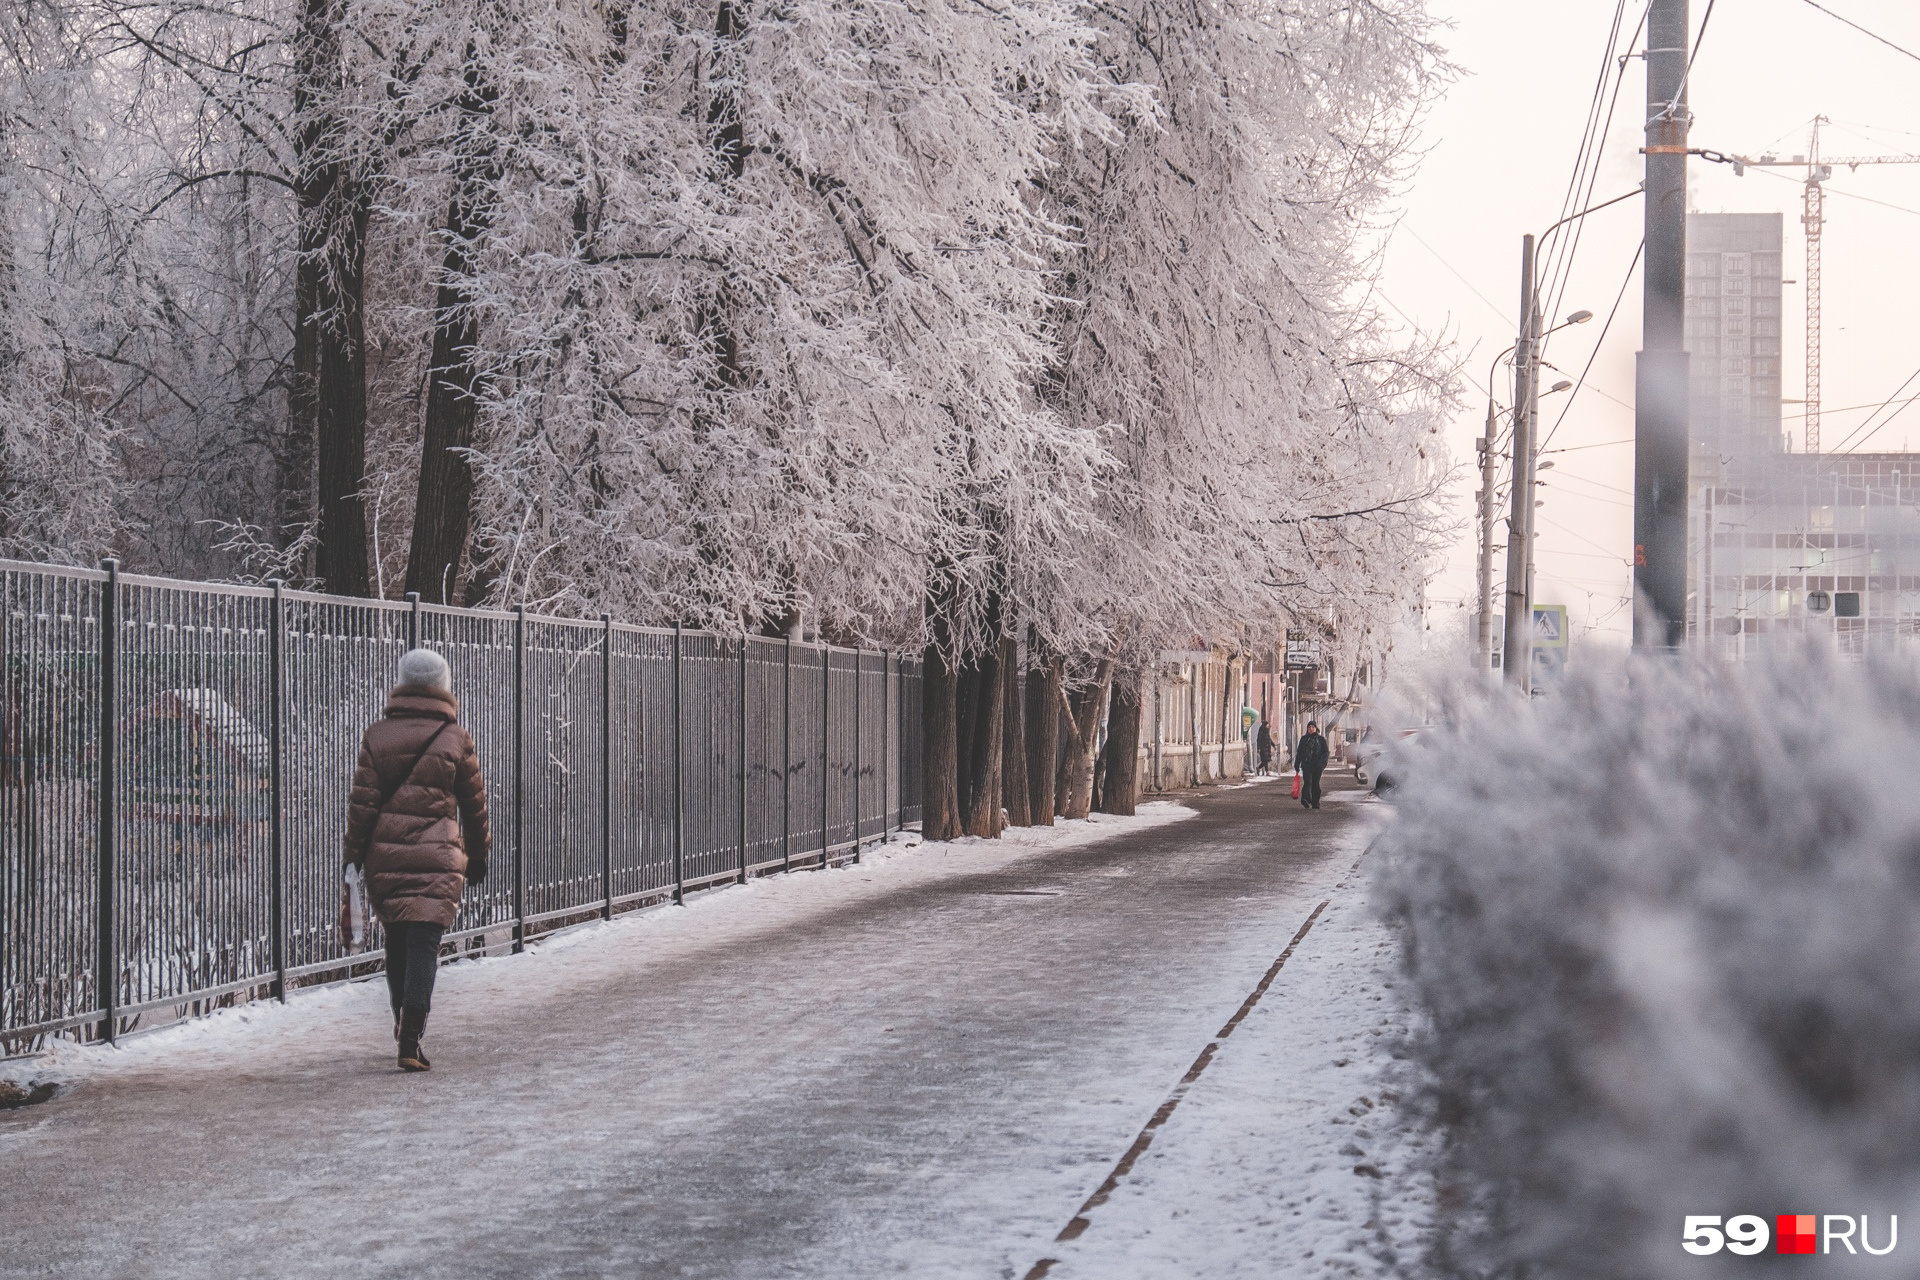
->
342;685;491;928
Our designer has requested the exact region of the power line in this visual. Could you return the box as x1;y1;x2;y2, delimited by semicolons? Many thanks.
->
1540;2;1648;339
1782;393;1920;422
1799;0;1920;66
1538;0;1636;323
1396;224;1511;324
1740;163;1920;219
1544;437;1634;453
1539;240;1645;452
1834;361;1920;452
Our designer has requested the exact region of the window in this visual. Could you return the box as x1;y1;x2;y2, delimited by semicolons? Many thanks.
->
1725;358;1748;375
1837;592;1861;618
1725;297;1748;314
1724;277;1749;296
1725;319;1748;337
1725;377;1749;396
1723;253;1750;275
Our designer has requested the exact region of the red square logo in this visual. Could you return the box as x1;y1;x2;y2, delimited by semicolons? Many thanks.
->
1778;1215;1817;1254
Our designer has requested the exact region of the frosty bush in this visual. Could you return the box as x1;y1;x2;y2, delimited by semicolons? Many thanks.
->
1375;651;1920;1278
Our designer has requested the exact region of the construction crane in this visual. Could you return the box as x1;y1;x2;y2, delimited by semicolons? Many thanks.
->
1729;118;1920;452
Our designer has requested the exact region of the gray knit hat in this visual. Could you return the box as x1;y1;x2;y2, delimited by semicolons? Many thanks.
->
397;648;452;692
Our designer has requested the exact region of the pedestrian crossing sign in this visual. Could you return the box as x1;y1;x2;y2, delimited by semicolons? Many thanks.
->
1532;605;1567;649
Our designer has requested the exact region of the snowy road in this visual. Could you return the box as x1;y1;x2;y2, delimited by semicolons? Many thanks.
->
2;778;1389;1279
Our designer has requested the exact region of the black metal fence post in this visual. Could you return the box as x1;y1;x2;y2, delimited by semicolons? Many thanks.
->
96;558;119;1044
512;605;526;953
883;652;892;841
270;579;287;1002
737;639;748;885
852;649;862;864
820;645;830;862
673;622;685;905
405;591;419;649
782;635;791;872
601;614;613;921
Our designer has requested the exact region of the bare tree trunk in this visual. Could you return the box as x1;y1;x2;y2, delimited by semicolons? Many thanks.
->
1056;653;1114;820
922;641;962;841
955;621;1005;838
1097;670;1141;815
1025;638;1060;826
405;45;501;604
294;0;371;597
1001;635;1029;826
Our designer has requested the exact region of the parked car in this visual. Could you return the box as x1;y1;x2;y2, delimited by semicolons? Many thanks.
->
1354;726;1421;795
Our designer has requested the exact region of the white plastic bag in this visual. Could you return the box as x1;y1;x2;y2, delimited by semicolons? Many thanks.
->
342;864;370;951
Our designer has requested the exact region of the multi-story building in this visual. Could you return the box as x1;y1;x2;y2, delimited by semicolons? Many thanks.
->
1687;212;1920;658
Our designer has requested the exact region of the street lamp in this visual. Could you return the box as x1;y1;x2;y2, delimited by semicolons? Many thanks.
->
1503;196;1631;690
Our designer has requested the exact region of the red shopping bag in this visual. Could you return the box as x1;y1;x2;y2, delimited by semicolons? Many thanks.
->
1291;771;1302;799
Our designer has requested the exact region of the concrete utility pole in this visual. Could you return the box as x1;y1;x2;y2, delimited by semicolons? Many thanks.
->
1476;399;1498;673
1635;0;1691;647
1502;236;1537;688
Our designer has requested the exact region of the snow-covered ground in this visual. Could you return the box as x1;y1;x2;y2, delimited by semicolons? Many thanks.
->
1032;807;1437;1280
2;781;1430;1280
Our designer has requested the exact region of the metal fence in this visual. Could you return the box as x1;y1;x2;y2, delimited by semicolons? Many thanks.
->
0;559;923;1048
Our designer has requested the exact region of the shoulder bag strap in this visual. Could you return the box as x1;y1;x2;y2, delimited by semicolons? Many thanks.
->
377;720;454;813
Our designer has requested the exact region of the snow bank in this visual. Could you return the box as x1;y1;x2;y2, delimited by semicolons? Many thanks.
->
1374;651;1920;1278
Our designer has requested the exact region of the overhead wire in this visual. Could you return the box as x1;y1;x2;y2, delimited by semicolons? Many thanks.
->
1538;240;1645;453
1798;0;1920;66
1539;2;1648;340
1831;362;1920;452
1536;0;1636;324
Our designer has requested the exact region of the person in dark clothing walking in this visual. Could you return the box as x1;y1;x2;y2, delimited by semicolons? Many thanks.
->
1294;721;1329;809
342;649;491;1072
1255;721;1274;775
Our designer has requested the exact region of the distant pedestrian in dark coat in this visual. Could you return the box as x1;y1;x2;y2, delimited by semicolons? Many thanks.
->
1255;722;1275;775
1295;722;1329;810
342;649;490;1072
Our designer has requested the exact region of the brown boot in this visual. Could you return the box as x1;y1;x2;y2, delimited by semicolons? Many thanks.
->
398;1007;431;1072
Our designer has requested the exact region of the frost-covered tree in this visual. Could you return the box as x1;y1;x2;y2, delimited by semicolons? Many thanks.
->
965;0;1458;829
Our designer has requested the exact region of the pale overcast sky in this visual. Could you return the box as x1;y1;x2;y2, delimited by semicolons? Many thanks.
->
1381;0;1920;650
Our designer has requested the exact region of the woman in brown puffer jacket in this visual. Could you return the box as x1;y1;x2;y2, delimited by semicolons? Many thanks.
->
342;648;490;1071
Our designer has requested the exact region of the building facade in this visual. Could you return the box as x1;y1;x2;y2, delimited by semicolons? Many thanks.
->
1686;212;1920;658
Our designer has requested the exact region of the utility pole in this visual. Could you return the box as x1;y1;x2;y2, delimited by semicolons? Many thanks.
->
1502;235;1536;688
1634;0;1690;648
1476;400;1498;673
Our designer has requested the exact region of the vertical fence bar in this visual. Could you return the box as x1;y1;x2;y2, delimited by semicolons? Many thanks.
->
95;558;118;1044
820;645;829;861
673;622;685;904
406;591;419;649
737;639;748;884
513;605;526;952
782;635;791;872
883;652;892;841
852;649;862;864
601;614;613;921
270;579;287;1001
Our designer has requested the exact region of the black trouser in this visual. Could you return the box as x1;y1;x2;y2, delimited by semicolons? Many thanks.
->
1302;765;1324;808
384;921;445;1014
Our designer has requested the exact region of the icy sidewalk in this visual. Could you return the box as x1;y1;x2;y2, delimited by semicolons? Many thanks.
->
1;785;1369;1280
1029;828;1438;1280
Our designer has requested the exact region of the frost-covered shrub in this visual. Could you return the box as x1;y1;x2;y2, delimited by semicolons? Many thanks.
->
1375;652;1920;1278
